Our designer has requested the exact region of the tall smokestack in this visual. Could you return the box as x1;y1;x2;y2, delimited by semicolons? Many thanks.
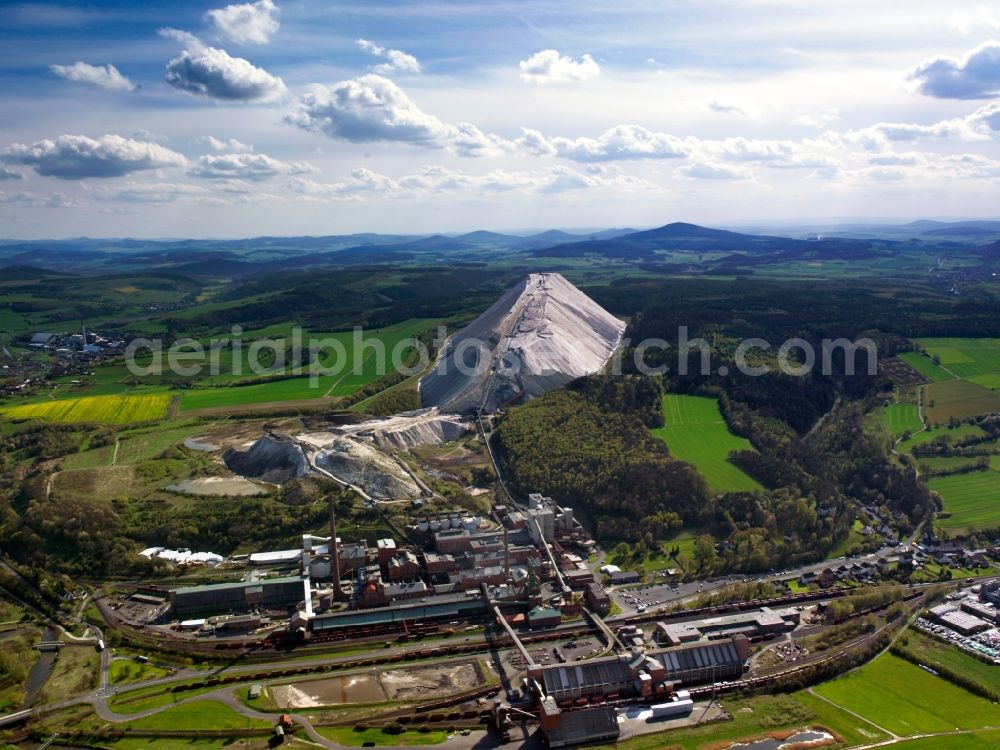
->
329;495;342;599
503;525;511;582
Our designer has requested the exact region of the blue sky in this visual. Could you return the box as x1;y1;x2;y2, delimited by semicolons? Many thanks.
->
1;0;999;238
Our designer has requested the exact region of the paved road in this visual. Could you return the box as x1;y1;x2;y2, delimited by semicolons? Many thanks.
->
606;546;902;615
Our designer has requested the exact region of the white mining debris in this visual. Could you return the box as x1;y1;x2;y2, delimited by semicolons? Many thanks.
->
225;274;622;500
419;272;626;413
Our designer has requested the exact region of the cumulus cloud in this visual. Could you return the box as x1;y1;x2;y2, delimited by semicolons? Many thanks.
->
797;108;840;128
868;151;926;166
1;134;187;179
288;164;652;201
50;62;136;91
910;40;1000;99
189;151;314;180
678;161;753;180
356;39;421;74
161;28;286;101
101;181;210;203
0;190;77;207
200;135;254;152
0;167;23;181
543;125;689;162
519;50;600;84
286;74;453;145
206;0;279;44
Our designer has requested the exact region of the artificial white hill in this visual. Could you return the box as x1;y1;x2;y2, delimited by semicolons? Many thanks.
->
419;272;626;413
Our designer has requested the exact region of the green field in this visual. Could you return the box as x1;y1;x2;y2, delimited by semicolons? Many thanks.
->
918;337;1000;380
899;630;1000;694
898;423;986;453
174;318;437;412
813;653;999;736
1;393;172;424
899;351;954;382
884;402;923;436
121;700;270;731
927;469;1000;531
888;733;1000;750
916;455;981;472
651;394;761;494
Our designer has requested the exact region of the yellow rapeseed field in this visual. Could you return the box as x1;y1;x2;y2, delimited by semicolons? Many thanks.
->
2;393;171;424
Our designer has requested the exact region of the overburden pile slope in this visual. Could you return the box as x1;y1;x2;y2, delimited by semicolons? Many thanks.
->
419;272;625;413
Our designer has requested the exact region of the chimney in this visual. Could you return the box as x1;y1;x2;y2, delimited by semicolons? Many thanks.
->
329;495;343;599
503;525;511;582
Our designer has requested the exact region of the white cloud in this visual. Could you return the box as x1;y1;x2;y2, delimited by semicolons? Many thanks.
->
0;191;77;207
160;28;286;101
678;161;753;180
519;50;600;84
0;167;23;181
101;181;210;203
356;39;421;74
834;105;998;149
288;164;652;201
1;134;187;179
206;0;279;45
545;125;689;162
50;62;136;92
910;40;1000;99
797;107;840;128
707;99;748;117
286;74;453;145
200;135;254;152
868;151;926;166
189;151;314;180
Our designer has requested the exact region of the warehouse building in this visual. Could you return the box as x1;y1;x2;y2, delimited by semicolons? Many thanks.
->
535;656;635;702
539;699;619;749
650;635;751;685
655;608;799;646
170;575;307;617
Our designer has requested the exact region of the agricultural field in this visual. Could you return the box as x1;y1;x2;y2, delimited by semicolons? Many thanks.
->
898;351;953;383
917;337;1000;382
927;469;1000;532
884;402;923;436
898;340;1000;422
0;393;172;424
812;653;999;736
897;423;987;453
924;379;1000;422
898;630;1000;694
651;394;761;494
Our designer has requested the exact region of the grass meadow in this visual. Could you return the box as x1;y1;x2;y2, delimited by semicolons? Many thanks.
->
813;653;999;736
651;394;761;494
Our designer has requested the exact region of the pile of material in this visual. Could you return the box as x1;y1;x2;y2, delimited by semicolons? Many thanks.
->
224;432;309;484
419;272;625;413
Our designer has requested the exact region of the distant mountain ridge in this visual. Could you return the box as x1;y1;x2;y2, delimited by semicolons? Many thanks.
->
1;219;995;275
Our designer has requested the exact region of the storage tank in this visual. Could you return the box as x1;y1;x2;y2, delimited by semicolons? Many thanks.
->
418;521;430;533
309;557;332;579
430;520;441;532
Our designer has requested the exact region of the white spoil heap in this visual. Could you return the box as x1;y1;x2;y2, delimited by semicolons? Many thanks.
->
419;272;626;413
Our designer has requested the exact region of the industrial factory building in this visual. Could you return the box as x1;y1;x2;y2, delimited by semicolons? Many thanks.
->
656;607;799;646
651;635;751;684
530;634;750;707
170;575;308;617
